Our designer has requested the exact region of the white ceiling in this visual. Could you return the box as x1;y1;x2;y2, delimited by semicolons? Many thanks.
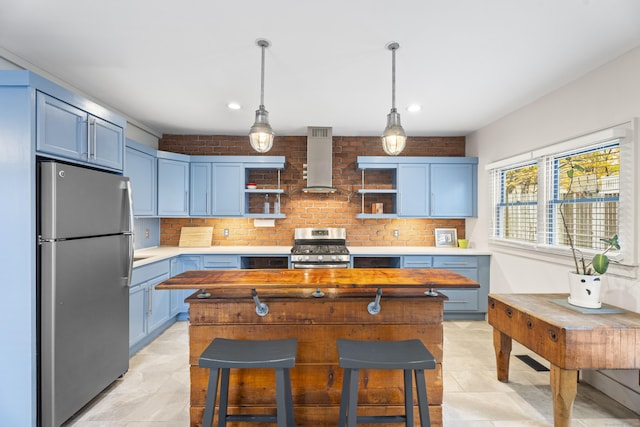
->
1;0;639;138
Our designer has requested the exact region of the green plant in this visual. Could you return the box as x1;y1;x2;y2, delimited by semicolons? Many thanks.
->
559;157;620;275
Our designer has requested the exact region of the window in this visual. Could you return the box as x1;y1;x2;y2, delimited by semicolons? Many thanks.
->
547;144;620;252
488;124;634;270
492;163;538;242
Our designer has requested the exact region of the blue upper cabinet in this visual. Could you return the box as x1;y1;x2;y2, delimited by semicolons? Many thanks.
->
357;156;478;218
125;140;157;217
189;162;242;216
398;163;430;216
157;152;190;217
430;162;477;217
36;91;124;171
213;163;242;216
189;156;285;218
189;162;212;216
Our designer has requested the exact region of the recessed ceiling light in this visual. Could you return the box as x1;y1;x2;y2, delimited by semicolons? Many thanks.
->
227;102;241;110
407;104;421;112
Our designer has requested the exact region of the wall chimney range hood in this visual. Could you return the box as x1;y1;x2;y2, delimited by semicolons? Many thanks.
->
303;127;337;193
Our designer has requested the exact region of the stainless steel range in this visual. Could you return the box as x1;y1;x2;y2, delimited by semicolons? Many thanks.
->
291;227;350;268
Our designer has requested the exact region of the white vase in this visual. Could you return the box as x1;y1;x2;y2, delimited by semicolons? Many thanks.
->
567;272;603;309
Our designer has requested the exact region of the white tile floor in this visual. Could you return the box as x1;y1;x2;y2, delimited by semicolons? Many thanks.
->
65;320;639;426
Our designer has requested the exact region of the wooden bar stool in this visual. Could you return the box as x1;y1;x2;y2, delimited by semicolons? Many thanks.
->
199;337;297;427
337;338;436;427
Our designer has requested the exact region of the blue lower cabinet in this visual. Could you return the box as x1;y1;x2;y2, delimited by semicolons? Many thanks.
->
402;255;489;320
129;260;175;355
128;284;147;348
170;256;203;317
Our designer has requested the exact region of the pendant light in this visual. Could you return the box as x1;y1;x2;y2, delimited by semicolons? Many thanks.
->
249;39;275;153
381;42;407;156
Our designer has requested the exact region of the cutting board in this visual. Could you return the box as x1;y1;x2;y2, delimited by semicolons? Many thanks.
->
179;226;213;247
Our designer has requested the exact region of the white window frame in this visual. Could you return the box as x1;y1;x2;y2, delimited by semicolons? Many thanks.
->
486;121;638;278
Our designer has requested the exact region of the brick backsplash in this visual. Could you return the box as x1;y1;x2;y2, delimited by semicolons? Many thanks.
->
159;134;466;247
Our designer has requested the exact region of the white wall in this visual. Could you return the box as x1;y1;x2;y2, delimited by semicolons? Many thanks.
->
466;46;640;409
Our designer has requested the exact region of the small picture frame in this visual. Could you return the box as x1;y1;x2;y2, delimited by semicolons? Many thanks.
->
434;228;457;247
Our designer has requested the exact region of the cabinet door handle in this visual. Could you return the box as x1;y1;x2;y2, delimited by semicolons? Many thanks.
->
86;118;91;159
431;192;434;215
147;287;153;315
92;117;97;159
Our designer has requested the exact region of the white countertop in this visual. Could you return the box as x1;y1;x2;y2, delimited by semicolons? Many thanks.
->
134;245;491;268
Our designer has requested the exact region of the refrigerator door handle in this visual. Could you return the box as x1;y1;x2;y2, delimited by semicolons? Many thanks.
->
125;180;135;286
125;180;135;234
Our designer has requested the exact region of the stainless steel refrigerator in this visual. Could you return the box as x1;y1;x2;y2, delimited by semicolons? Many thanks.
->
37;161;134;427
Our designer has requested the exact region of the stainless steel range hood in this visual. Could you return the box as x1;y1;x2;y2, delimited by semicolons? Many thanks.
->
303;127;337;193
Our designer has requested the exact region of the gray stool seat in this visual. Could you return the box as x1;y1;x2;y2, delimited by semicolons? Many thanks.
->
199;337;297;427
337;338;436;427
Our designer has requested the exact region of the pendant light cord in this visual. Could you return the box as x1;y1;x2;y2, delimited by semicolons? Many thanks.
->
391;45;396;111
259;40;267;107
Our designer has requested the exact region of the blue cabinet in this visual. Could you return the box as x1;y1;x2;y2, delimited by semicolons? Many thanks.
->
128;284;147;348
190;156;285;218
129;260;174;355
158;154;190;217
402;254;489;320
202;254;240;269
189;163;212;216
430;163;477;217
170;255;203;315
125;140;157;216
36;91;124;171
189;162;243;216
398;164;430;216
357;156;478;218
213;163;243;215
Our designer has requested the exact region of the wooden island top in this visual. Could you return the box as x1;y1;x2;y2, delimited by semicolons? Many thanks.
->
158;268;478;426
157;267;479;291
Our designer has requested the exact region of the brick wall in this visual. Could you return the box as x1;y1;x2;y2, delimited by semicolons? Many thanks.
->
159;134;466;246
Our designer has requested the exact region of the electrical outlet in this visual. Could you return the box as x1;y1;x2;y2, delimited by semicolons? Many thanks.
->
224;228;229;237
145;229;150;239
393;229;399;238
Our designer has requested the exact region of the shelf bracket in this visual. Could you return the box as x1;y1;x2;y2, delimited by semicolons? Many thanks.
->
367;288;383;315
251;288;269;316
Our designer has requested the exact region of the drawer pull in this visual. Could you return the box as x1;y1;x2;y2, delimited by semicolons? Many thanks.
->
549;330;558;341
489;300;495;309
526;319;533;329
505;308;513;318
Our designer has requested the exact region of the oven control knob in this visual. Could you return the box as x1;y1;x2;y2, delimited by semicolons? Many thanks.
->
331;255;337;261
317;255;324;261
304;255;310;261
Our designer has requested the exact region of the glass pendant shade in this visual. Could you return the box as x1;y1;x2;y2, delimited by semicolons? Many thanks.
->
249;105;274;153
382;108;407;155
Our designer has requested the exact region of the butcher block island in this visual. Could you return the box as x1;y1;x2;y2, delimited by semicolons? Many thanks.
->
158;268;479;426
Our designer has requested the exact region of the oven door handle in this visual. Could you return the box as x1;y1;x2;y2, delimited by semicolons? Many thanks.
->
292;263;350;269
